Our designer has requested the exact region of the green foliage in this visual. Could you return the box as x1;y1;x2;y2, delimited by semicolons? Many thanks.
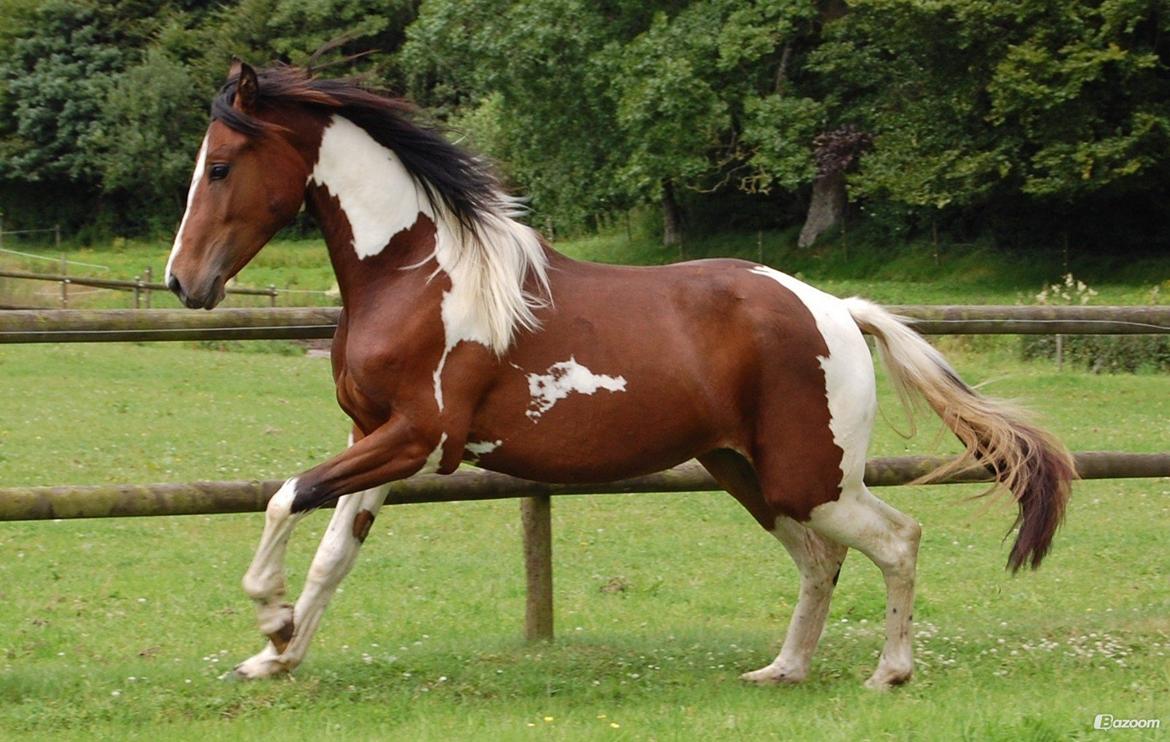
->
0;1;137;184
607;5;732;200
1022;334;1170;374
94;48;206;232
404;0;633;231
812;0;1170;225
1020;274;1170;374
0;0;1167;252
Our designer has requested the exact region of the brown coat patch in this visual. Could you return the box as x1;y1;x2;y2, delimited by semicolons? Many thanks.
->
352;509;376;543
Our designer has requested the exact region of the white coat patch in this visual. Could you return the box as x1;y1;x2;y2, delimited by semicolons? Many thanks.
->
525;357;627;420
747;266;875;488
464;440;502;462
422;433;448;474
310;114;551;413
311;116;421;259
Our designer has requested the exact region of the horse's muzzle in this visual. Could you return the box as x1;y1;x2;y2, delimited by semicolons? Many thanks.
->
168;273;225;310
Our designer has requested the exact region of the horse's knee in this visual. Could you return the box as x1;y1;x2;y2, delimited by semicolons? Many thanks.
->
266;478;298;520
242;570;281;601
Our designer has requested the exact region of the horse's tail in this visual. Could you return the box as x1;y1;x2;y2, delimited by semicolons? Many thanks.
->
843;298;1075;572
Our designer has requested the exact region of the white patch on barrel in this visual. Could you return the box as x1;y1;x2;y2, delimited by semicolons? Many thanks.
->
747;266;876;488
464;440;502;462
421;433;448;474
525;357;627;420
165;134;209;285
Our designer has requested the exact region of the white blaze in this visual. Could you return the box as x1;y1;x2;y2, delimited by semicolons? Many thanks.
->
165;134;209;284
525;357;627;420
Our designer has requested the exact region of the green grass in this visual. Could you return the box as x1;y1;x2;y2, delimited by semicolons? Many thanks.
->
1;342;1167;739
4;228;1168;310
0;237;337;310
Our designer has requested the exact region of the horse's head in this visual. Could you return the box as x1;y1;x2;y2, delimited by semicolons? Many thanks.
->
166;61;313;309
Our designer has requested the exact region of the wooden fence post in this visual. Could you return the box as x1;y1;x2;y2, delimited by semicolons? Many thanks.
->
59;256;68;308
521;495;554;642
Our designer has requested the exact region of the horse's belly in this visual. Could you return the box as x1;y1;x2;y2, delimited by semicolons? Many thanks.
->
469;425;711;483
463;375;731;483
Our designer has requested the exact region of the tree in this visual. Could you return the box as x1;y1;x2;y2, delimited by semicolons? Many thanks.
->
403;0;634;233
809;0;1170;245
94;47;207;232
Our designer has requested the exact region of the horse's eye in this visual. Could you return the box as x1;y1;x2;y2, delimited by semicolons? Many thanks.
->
209;163;230;181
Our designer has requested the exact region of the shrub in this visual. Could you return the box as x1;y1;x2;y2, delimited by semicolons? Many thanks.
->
1020;275;1170;373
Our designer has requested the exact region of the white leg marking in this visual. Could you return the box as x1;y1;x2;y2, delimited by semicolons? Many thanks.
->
806;486;921;690
165;134;209;285
235;483;391;679
525;356;627;420
748;267;913;687
239;478;306;655
742;518;848;685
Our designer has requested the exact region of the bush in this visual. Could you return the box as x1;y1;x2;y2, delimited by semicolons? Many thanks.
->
1021;334;1170;374
1020;274;1170;373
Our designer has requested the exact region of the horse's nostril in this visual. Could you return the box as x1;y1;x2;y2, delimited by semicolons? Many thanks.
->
167;275;182;298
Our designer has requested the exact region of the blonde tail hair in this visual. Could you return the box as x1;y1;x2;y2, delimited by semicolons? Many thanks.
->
844;298;1076;571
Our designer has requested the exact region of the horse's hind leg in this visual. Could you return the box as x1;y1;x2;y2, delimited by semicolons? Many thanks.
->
699;451;847;684
234;482;389;679
744;517;847;684
804;484;921;690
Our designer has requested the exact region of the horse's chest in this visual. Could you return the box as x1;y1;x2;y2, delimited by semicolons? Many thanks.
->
334;331;439;412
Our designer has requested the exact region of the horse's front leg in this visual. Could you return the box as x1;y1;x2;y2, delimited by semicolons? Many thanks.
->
234;415;438;679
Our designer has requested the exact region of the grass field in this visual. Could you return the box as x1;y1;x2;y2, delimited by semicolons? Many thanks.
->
1;233;1168;737
1;339;1168;739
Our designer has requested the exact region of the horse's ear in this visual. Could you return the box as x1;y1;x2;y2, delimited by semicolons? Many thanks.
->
230;58;259;113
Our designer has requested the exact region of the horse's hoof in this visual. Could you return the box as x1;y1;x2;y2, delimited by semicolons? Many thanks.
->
864;666;912;690
740;663;806;685
232;647;290;680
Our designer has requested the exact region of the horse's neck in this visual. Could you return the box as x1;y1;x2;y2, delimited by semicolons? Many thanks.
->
305;115;438;304
304;113;553;354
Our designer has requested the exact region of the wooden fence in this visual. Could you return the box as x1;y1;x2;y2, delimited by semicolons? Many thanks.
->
1;306;1168;641
0;268;284;308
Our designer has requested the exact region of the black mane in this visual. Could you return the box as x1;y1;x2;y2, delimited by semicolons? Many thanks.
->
212;65;504;235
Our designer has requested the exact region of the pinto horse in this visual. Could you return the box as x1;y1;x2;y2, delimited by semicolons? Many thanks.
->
166;62;1074;689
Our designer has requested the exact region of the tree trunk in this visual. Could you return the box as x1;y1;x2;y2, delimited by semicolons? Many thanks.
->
798;170;846;249
661;180;683;248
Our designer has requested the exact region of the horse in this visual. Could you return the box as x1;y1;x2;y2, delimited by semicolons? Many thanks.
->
165;61;1075;689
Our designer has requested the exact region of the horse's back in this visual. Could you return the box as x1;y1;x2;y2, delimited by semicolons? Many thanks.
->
467;256;875;486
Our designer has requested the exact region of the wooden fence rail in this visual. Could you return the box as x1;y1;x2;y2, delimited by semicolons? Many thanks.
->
2;452;1167;523
1;305;1169;344
0;269;293;308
